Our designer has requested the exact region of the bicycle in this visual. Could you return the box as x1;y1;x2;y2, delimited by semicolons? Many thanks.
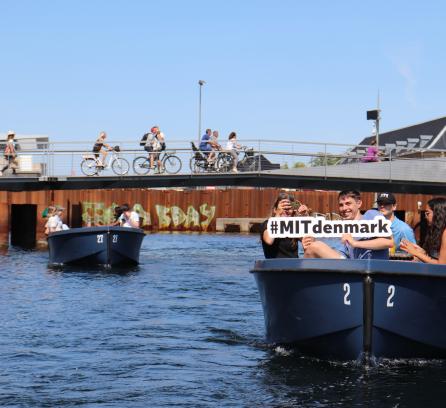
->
80;146;130;176
216;146;256;172
133;150;182;175
189;142;232;173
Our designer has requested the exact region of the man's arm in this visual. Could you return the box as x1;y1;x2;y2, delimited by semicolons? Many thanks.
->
343;234;394;250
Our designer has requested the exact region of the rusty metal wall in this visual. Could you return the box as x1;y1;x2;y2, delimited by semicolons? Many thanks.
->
0;188;443;246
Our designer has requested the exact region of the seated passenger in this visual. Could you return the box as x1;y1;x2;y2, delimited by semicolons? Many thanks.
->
376;192;416;252
44;206;56;235
110;206;123;226
303;190;393;259
199;128;215;162
207;130;221;164
118;203;140;228
261;192;309;258
400;197;446;264
47;206;69;233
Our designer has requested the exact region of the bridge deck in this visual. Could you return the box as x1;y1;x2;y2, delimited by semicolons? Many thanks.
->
0;157;444;194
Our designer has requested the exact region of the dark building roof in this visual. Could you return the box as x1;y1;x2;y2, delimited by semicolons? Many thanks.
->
359;116;446;151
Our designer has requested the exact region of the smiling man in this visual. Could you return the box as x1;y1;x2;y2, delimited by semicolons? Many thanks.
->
376;192;416;252
303;190;394;259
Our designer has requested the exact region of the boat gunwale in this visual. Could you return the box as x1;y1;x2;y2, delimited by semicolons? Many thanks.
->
48;226;145;238
250;258;446;279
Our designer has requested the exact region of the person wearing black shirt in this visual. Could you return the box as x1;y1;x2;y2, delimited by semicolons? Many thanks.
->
261;192;309;258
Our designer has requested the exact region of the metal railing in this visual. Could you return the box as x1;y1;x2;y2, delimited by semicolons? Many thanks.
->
1;139;446;183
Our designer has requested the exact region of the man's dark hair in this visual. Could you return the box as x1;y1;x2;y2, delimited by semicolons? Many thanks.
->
120;203;130;212
338;190;361;201
114;206;123;220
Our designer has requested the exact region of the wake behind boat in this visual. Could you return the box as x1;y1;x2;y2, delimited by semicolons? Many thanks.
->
48;226;145;267
251;258;446;362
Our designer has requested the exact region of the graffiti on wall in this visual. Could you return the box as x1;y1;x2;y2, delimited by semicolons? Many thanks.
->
156;204;215;230
81;202;216;231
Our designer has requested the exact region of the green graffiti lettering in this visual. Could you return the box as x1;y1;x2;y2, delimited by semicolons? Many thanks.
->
133;203;151;226
184;205;200;228
156;205;171;229
200;203;216;231
170;206;187;227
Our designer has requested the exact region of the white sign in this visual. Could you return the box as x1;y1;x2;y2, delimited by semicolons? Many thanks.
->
267;216;392;238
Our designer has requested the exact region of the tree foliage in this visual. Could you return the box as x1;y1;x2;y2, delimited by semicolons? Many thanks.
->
309;153;339;167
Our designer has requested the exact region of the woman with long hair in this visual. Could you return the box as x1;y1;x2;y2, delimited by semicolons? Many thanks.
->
260;192;309;258
401;197;446;264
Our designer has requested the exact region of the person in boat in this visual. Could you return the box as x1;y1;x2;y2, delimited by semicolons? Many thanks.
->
118;203;140;228
400;197;446;264
303;190;394;259
92;131;112;167
376;192;416;252
44;205;56;235
47;206;69;233
110;205;123;226
261;192;310;258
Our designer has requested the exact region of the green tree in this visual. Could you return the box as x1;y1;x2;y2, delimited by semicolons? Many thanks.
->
309;153;339;167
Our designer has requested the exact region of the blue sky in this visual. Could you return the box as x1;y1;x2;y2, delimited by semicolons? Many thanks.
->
1;1;445;145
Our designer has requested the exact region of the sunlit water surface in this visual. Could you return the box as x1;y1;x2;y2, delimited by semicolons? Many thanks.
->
1;233;445;407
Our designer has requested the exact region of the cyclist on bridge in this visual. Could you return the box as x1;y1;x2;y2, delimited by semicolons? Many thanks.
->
140;126;166;171
92;131;112;167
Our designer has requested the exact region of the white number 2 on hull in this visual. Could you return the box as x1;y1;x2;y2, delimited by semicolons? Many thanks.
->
112;235;118;243
343;283;351;305
387;285;395;307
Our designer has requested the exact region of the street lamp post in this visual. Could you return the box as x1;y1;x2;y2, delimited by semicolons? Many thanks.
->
366;108;381;146
366;93;381;146
198;80;206;145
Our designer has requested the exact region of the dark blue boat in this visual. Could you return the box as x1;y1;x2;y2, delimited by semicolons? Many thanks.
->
48;226;145;267
251;259;446;361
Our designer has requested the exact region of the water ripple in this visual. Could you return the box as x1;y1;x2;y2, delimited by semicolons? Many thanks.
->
0;234;445;407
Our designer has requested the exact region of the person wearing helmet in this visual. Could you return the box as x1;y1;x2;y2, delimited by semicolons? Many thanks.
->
140;126;166;170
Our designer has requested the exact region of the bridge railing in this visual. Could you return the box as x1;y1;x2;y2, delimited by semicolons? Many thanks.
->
1;139;446;182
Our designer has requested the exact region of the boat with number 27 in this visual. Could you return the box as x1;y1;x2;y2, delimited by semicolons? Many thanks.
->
48;226;145;267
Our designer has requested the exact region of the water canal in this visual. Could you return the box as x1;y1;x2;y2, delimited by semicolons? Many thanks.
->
1;233;445;407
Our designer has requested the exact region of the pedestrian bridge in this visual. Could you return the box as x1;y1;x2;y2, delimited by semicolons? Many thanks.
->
0;139;445;194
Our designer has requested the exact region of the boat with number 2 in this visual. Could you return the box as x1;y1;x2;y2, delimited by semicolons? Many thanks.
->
48;226;145;267
251;258;446;362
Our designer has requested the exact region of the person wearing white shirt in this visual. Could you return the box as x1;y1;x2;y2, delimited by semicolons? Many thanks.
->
226;131;241;173
47;206;69;232
118;204;140;228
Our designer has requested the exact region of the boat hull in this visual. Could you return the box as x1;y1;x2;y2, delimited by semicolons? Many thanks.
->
252;259;446;361
48;226;145;267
